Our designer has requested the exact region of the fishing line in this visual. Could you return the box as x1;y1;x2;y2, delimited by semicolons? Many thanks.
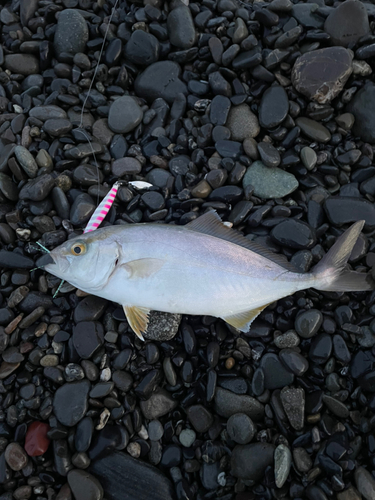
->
52;0;119;297
36;241;51;253
77;0;120;207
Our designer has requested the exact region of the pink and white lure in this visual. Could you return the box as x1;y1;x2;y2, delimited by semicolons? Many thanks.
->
84;182;121;233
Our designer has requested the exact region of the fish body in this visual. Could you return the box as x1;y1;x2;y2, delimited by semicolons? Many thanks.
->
41;211;373;339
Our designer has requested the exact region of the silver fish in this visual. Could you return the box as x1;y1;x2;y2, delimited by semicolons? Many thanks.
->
38;211;373;340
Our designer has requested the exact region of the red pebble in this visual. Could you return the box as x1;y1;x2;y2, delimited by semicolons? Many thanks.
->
24;422;51;457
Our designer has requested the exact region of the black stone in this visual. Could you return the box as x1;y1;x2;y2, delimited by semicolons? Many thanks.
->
324;196;375;229
271;219;316;249
89;451;175;500
124;30;160;67
259;85;289;129
53;380;90;427
73;321;104;359
135;61;188;104
260;353;294;390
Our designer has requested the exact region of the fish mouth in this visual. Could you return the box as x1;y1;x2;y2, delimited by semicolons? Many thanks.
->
36;253;56;268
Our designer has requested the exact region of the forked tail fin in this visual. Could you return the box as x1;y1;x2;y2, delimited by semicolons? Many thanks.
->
313;220;374;292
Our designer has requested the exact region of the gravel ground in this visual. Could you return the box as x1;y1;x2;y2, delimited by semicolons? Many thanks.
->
0;0;375;499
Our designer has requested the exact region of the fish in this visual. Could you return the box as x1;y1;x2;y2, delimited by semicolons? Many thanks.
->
36;211;373;341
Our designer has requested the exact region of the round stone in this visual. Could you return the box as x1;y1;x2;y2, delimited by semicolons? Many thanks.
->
24;422;50;457
167;6;196;49
243;161;298;199
226;103;260;140
54;9;89;58
5;443;28;471
135;61;188;105
324;0;369;47
227;413;255;445
108;96;143;134
295;309;323;338
53;380;90;427
179;429;196;448
231;442;275;481
292;47;353;104
5;54;39;76
124;30;160;67
259;85;289;129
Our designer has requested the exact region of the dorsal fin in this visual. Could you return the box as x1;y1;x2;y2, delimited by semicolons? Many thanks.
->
186;211;297;272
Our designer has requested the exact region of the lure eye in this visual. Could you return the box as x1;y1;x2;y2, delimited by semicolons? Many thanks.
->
71;242;86;256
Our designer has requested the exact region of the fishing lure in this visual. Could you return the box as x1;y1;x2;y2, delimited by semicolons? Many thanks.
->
84;182;121;233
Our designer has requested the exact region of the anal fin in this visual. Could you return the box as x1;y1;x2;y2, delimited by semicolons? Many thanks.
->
223;303;271;333
123;305;150;341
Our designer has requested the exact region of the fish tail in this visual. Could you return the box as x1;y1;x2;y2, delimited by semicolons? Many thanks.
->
312;220;374;292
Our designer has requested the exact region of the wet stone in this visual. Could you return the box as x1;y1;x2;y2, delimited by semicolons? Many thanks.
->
231;442;275;481
14;146;38;178
112;157;142;177
53;380;90;427
324;197;375;229
5;54;39;76
124;30;160;67
291;3;324;28
88;425;127;461
140;389;178;420
292;47;352;104
323;394;349;418
67;469;103;500
295;309;323;338
227;413;255;444
257;142;281;168
29;105;67;121
259;85;289;129
226;104;260;141
214;387;264;420
74;296;107;323
280;387;305;430
274;444;292;489
260;353;294;390
271;219;316;249
295;117;332;143
355;466;375;500
324;0;369;47
279;348;309;376
4;443;28;471
186;405;213;433
346;84;375;143
210;96;231;126
19;174;55;202
243;161;298;199
135;61;187;105
108;96;143;134
309;333;333;364
73;321;104;359
24;422;50;457
43;119;72;137
167;6;196;49
301;146;317;170
70;193;96;226
148;420;164;441
144;312;181;341
54;9;89;58
75;417;94;453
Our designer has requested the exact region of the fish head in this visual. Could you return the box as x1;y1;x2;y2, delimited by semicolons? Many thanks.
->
38;229;121;292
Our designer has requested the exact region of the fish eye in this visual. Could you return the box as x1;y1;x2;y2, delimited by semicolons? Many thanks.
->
71;242;86;256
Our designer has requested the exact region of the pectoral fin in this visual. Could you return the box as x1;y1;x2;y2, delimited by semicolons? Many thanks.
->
123;305;150;341
223;303;271;333
123;258;165;279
